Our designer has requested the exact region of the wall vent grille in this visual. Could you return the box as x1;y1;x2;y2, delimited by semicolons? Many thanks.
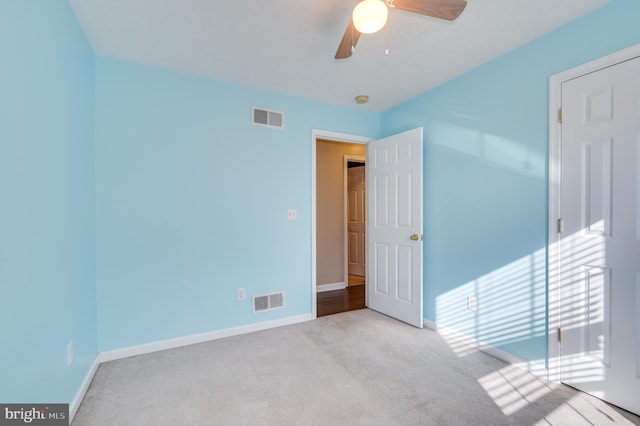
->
253;292;285;313
252;106;284;129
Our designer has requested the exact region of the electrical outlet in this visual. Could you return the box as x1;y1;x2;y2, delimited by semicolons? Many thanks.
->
237;288;246;301
286;209;298;221
467;296;477;312
67;340;74;366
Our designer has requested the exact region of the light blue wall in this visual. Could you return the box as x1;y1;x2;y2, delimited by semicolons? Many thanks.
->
0;1;96;403
381;0;640;363
95;57;379;351
4;0;638;405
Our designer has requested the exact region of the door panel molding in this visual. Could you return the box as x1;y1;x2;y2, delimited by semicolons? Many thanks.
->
367;127;423;328
549;43;640;382
548;44;640;415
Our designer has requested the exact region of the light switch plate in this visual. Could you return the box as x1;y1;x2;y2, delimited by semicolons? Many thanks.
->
287;209;298;221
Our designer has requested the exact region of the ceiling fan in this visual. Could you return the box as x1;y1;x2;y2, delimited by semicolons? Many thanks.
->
335;0;467;59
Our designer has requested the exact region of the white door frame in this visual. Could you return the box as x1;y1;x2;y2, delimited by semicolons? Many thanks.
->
344;155;366;283
311;129;374;318
548;43;640;382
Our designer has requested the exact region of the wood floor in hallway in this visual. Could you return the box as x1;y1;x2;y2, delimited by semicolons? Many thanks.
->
317;280;365;317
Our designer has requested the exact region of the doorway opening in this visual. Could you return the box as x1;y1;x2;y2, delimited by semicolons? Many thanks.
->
313;133;370;317
311;127;424;325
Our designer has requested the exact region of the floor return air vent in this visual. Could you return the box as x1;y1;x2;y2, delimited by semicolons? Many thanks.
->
252;106;284;129
253;292;285;313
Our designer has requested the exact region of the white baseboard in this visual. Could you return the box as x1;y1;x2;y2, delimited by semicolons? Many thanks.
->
316;282;346;293
98;313;314;363
423;318;548;379
423;319;437;330
69;314;312;419
69;356;100;423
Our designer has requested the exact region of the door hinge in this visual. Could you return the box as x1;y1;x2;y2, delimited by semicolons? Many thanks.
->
557;218;564;233
557;108;563;124
557;327;562;343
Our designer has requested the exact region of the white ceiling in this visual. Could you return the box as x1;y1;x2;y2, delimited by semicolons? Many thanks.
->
70;0;611;112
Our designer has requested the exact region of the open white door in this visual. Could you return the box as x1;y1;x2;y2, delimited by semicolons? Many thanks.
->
555;54;640;415
367;128;423;328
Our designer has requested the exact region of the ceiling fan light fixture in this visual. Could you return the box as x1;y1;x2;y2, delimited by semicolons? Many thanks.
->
352;0;388;34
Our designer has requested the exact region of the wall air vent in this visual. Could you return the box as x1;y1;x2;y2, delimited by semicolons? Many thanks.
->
252;106;284;129
253;292;285;313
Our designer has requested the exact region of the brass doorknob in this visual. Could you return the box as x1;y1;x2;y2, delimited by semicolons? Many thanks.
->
410;234;419;241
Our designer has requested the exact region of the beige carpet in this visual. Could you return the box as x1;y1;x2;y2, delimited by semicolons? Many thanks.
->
72;309;640;425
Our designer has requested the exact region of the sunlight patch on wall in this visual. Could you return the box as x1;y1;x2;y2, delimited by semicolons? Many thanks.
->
429;122;545;179
435;248;546;357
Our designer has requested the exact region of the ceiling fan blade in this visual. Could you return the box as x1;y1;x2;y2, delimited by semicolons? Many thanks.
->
335;18;361;59
391;0;467;21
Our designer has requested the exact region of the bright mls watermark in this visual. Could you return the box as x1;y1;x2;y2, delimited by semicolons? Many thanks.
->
0;404;68;425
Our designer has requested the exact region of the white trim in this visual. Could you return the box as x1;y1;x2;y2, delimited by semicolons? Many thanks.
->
311;129;374;319
343;155;366;284
316;282;347;292
69;356;100;423
423;319;548;379
98;314;313;363
70;315;313;414
548;60;564;384
547;43;640;383
422;319;437;330
551;43;640;86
